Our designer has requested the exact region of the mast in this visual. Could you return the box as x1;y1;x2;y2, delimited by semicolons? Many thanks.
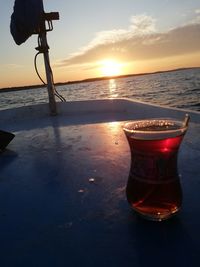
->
39;1;59;115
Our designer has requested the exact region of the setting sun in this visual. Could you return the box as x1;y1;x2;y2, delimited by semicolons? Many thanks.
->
99;59;123;77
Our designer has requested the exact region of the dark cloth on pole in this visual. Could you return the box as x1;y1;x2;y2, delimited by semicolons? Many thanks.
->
10;0;43;45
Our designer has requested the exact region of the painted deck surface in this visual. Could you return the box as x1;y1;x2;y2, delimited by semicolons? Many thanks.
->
0;99;200;267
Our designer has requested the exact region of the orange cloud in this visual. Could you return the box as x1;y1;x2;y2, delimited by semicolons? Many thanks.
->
57;14;200;67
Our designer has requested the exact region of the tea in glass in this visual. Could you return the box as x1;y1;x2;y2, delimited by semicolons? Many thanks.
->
123;118;188;221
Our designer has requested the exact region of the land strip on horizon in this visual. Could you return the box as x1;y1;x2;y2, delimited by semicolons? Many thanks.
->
0;67;199;93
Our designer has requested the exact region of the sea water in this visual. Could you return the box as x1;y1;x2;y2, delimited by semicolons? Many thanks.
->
0;68;200;112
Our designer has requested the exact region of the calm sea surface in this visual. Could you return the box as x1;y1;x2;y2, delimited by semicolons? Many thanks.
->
0;68;200;112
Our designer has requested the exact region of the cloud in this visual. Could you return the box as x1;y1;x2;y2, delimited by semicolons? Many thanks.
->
192;9;200;23
57;14;200;67
129;14;157;33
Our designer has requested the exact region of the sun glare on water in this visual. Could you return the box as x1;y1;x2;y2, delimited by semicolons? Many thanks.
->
99;59;123;77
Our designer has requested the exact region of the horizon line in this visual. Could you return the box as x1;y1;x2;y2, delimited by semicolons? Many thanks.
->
0;66;199;92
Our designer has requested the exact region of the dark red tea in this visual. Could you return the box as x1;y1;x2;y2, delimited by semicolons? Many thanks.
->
124;119;187;221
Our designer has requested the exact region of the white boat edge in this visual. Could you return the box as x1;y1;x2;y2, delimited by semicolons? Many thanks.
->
1;98;200;131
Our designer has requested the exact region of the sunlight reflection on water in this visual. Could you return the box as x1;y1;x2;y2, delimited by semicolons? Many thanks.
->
109;79;119;98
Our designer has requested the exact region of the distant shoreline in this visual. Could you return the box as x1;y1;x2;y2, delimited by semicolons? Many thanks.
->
0;66;199;93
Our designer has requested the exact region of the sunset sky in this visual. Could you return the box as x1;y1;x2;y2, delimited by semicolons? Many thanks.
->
0;0;200;88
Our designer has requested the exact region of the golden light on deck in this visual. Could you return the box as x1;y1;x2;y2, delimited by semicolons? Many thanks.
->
99;59;123;77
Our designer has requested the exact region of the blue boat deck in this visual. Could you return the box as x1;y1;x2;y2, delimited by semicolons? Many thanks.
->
0;99;200;267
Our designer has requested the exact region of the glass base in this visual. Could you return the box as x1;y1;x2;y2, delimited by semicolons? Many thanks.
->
132;206;180;221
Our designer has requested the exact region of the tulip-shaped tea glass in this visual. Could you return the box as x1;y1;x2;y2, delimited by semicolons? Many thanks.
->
123;116;189;221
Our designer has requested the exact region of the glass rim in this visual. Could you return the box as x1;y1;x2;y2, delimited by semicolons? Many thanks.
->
123;118;188;137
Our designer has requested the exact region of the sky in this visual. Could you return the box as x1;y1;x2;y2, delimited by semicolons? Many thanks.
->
0;0;200;88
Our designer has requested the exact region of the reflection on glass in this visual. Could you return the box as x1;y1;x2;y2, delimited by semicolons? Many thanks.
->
109;79;119;98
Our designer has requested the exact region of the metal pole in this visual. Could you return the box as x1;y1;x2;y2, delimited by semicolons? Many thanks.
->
40;32;57;115
40;0;57;115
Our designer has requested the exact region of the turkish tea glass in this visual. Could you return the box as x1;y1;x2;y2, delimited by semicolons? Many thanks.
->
123;116;189;221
